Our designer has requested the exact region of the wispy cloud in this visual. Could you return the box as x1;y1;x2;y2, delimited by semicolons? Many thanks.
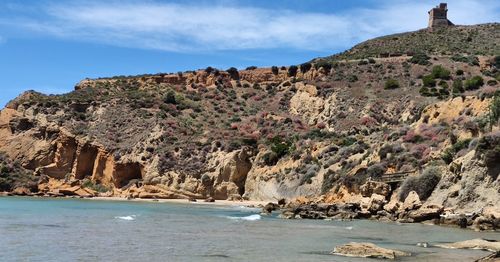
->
2;0;499;52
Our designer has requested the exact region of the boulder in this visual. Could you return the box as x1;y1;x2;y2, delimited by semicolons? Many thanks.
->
204;197;215;202
11;187;31;196
474;251;499;262
360;181;391;197
402;191;421;211
436;239;500;252
262;202;280;214
408;204;443;222
368;194;387;213
384;199;401;213
440;213;468;228
59;186;81;196
472;216;496;231
332;242;410;259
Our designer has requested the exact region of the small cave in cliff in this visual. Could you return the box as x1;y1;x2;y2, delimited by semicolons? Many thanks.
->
114;163;143;188
74;145;98;179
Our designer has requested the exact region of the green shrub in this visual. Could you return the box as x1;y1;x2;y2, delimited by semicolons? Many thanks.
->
164;90;177;104
464;76;484;90
246;66;257;70
422;75;436;87
384;79;400;89
409;53;431;65
490;92;500;128
452;79;464;93
419;86;432;96
82;179;110;193
441;139;471;164
399;166;441;201
269;136;294;159
456;69;464;75
431;65;451;80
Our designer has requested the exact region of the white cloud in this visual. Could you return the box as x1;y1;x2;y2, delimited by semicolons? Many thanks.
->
3;0;499;52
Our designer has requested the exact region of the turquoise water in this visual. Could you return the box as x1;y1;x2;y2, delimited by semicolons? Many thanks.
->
0;197;498;261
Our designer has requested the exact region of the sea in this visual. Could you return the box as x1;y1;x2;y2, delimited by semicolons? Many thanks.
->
0;197;498;261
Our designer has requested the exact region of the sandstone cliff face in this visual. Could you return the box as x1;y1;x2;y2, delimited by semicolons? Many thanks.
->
1;48;498;213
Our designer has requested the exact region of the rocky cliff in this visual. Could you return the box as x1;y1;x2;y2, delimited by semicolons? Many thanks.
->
1;24;499;228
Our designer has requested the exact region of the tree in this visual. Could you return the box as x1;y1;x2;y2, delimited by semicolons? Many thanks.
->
226;67;239;80
271;66;279;75
288;65;298;77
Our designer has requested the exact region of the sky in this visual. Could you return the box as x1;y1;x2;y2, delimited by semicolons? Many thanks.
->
0;0;498;107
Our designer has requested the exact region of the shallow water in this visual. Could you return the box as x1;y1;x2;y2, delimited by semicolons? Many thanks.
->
0;197;498;261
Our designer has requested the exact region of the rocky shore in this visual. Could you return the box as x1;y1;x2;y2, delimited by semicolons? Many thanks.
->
259;188;499;232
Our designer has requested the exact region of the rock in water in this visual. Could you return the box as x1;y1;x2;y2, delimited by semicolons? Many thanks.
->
436;239;500;252
332;242;410;259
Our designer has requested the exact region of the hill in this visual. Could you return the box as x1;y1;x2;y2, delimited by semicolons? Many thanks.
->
1;23;499;229
321;23;500;61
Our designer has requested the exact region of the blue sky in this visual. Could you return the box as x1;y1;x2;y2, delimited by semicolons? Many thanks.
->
0;0;499;107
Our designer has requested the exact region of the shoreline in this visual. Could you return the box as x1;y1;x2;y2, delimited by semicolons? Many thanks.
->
90;196;268;208
0;193;268;208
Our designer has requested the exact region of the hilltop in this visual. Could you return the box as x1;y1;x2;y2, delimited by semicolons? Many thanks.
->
1;23;499;230
322;23;500;61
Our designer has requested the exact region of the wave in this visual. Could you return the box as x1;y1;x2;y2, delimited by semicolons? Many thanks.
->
115;215;136;221
226;214;262;221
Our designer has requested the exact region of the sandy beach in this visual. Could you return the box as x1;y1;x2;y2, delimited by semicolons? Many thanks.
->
89;196;268;208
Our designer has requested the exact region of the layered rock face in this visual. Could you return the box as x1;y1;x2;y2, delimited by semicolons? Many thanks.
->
0;25;499;227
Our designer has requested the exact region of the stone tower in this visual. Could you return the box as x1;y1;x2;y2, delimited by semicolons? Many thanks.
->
428;3;454;28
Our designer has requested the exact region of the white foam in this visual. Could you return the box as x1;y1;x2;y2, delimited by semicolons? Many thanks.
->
226;214;262;221
115;215;136;221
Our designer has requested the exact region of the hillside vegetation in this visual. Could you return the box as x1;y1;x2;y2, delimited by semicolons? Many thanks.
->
0;23;499;229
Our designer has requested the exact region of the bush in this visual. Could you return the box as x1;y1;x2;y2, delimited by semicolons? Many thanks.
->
464;76;484;90
452;79;464;93
164;90;177;104
409;53;431;65
384;79;400;89
226;67;239;80
490;93;500;128
269;136;294;159
494;56;500;68
366;163;386;178
82;179;110;193
487;80;498;86
399;167;441;201
431;65;451;80
205;67;214;74
456;69;464;75
442;139;471;164
271;66;279;75
314;60;332;72
422;75;436;87
246;66;257;70
288;66;298;77
300;62;312;73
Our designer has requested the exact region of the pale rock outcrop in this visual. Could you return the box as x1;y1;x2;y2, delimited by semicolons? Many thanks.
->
436;239;500;252
289;83;324;125
402;191;422;211
332;242;410;259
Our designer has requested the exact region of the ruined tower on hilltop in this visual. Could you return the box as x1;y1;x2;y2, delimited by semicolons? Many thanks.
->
428;3;454;29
